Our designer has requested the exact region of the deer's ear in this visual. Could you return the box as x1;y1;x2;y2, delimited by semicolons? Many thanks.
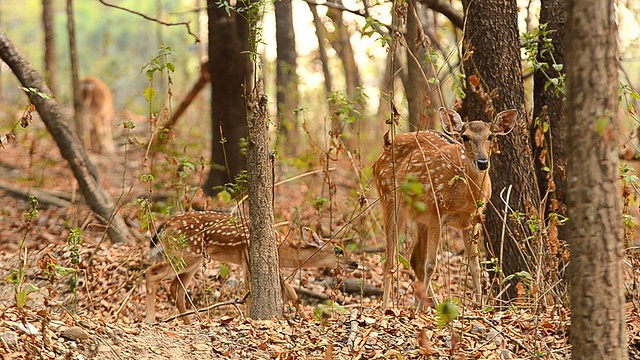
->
439;107;464;134
493;109;517;135
301;227;323;248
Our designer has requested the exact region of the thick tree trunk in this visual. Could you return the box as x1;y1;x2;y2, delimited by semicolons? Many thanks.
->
247;79;282;319
42;0;56;96
565;0;627;357
204;0;251;196
461;0;540;300
0;30;130;244
274;0;300;153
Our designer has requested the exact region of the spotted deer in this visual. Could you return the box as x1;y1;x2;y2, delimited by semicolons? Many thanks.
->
373;107;516;309
79;76;115;154
145;211;356;324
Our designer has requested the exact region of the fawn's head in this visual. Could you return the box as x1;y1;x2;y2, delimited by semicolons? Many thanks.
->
439;107;517;172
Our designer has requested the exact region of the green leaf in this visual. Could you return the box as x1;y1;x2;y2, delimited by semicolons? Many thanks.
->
436;300;459;328
143;87;156;103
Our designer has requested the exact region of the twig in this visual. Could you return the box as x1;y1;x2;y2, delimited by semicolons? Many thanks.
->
97;0;200;43
111;284;137;321
158;297;246;324
462;315;534;355
346;308;359;348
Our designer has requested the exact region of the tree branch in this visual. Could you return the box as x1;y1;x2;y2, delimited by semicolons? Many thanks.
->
420;0;464;30
97;0;201;43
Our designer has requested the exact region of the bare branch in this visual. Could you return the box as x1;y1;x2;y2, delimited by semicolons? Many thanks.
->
420;0;464;30
97;0;201;43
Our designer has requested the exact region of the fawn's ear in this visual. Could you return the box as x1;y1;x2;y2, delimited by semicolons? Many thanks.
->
301;227;323;248
492;109;517;135
439;107;464;134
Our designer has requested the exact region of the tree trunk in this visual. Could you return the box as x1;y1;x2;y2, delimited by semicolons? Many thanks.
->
0;30;130;244
308;3;332;101
274;0;300;154
530;0;567;298
42;0;56;96
247;79;282;319
565;0;627;357
461;0;540;300
163;60;209;131
66;0;85;148
405;0;428;130
204;0;251;196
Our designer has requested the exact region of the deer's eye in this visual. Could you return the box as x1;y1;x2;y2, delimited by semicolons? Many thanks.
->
461;134;470;142
333;245;344;256
487;134;495;141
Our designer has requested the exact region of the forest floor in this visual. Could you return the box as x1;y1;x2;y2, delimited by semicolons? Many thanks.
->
1;115;640;359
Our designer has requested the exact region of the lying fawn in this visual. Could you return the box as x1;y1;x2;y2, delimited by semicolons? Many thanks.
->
145;211;356;324
373;107;516;308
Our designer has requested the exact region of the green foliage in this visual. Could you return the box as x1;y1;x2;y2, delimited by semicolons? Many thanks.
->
521;23;565;96
436;299;460;328
400;174;426;212
313;300;347;323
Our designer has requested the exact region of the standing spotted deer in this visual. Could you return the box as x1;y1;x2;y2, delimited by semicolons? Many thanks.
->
79;76;115;154
145;211;356;324
373;107;516;309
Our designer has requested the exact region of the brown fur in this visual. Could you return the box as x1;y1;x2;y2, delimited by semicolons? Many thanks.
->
80;76;115;154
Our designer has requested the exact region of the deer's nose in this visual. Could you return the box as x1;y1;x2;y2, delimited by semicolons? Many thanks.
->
476;158;489;171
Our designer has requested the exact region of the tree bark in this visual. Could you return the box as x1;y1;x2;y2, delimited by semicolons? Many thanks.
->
42;0;56;96
66;0;85;148
247;79;282;319
274;0;300;153
0;30;130;244
531;0;567;297
308;2;333;116
461;0;540;299
204;0;251;196
405;0;428;130
565;0;627;357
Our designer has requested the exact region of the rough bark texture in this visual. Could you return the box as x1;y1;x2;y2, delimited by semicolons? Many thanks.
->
204;0;251;196
274;0;300;153
565;0;627;358
531;0;567;297
247;79;283;319
0;30;130;243
42;0;56;96
461;0;540;299
532;0;566;235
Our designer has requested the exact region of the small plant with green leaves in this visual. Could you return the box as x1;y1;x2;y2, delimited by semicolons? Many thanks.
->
521;23;565;96
4;196;40;308
313;300;348;325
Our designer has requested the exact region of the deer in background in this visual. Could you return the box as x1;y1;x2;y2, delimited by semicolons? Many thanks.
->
373;107;516;309
79;76;115;154
145;211;357;324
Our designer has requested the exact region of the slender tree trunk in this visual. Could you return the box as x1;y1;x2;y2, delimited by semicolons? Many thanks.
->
66;0;85;148
247;79;282;318
42;0;56;96
204;0;251;196
308;3;332;100
565;0;627;357
461;0;540;300
531;0;567;299
405;0;428;130
274;0;300;154
0;30;130;243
